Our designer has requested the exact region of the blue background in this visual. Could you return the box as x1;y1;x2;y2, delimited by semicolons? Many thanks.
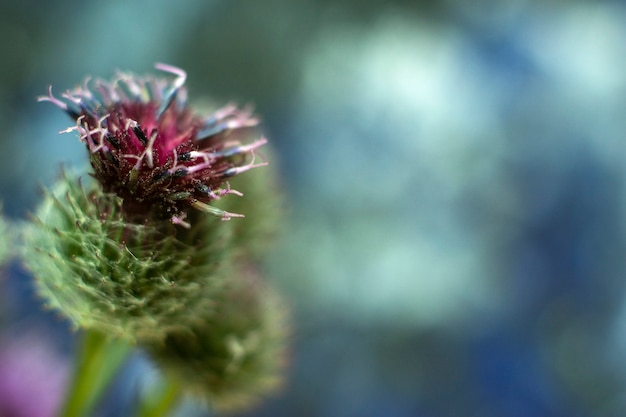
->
1;1;626;416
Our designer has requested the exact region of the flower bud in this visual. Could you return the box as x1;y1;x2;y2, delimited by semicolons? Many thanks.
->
147;265;289;412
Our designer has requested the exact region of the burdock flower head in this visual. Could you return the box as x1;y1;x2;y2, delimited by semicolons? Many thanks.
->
39;63;267;227
24;64;287;413
24;65;283;344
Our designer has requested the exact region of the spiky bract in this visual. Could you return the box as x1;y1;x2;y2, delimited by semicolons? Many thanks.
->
23;173;237;342
147;267;289;412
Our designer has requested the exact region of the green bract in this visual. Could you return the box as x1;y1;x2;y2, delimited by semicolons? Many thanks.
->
23;173;235;342
147;267;289;412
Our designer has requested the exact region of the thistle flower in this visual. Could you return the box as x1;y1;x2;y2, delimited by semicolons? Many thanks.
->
24;65;280;341
25;65;288;411
39;63;267;226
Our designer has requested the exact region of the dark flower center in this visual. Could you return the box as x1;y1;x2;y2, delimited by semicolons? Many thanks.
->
40;64;267;227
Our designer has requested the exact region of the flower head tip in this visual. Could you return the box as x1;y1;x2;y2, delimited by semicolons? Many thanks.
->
39;64;267;226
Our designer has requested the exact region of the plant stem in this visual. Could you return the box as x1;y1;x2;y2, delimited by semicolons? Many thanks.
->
60;329;132;417
137;377;182;417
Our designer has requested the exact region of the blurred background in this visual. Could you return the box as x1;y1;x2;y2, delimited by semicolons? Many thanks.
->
1;0;626;416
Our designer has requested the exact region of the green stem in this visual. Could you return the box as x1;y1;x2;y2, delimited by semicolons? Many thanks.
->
60;330;132;417
137;378;182;417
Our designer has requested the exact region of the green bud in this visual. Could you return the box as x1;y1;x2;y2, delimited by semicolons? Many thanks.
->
147;266;289;413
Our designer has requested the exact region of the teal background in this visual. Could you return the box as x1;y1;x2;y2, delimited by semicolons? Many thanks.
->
2;1;626;416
